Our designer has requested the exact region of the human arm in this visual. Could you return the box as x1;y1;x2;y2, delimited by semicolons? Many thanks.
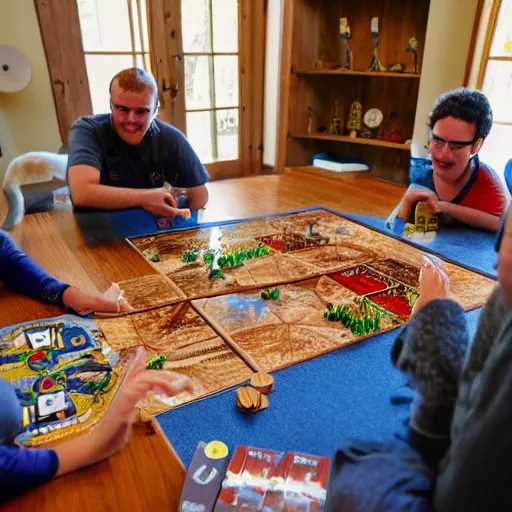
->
395;185;440;224
0;232;129;312
439;201;501;232
54;347;192;476
165;126;210;210
0;231;70;305
174;184;209;210
68;165;192;218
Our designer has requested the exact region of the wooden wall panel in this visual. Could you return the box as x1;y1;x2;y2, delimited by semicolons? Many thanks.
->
35;0;93;144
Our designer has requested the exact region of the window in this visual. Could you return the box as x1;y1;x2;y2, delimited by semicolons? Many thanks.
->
36;0;264;177
76;0;151;114
472;0;512;176
181;0;239;164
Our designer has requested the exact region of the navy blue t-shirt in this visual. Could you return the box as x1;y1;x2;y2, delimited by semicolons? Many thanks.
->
67;114;210;189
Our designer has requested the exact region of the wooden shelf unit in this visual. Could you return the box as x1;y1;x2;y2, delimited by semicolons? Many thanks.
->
293;69;421;79
291;132;411;150
277;0;431;184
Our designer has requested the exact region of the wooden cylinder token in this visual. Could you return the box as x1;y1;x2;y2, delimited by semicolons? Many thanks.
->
250;373;274;395
236;386;261;411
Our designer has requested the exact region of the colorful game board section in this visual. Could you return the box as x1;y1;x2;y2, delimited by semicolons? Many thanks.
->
329;265;396;295
117;274;184;310
365;259;421;288
0;315;121;447
284;242;375;273
97;303;253;416
367;288;415;319
193;277;404;373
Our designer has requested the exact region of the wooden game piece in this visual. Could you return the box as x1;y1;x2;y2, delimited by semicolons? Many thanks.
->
236;386;261;411
250;373;274;395
237;393;269;414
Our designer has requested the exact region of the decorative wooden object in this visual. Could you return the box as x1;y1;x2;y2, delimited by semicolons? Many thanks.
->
236;386;269;413
339;17;353;70
250;373;275;394
277;0;431;184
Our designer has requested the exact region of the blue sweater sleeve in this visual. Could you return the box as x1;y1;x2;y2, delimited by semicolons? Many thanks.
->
0;444;59;502
0;231;70;305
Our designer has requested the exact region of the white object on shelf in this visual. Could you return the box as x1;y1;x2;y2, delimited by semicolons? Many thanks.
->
312;158;370;173
0;45;32;93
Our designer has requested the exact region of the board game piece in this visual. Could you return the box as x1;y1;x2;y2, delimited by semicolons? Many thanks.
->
146;354;167;369
142;247;160;262
236;385;261;411
179;440;230;512
250;372;274;394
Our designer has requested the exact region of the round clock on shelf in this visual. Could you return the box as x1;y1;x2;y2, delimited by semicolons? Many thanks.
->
363;108;383;129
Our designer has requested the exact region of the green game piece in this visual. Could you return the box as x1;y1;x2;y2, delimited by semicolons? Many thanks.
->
261;289;270;300
327;311;337;322
203;252;214;265
270;289;280;300
146;354;167;370
375;311;381;330
217;256;227;267
208;268;225;280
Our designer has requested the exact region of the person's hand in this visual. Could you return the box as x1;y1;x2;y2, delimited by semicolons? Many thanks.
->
139;188;190;218
411;256;452;315
62;287;132;314
55;347;194;476
397;185;440;222
88;347;194;460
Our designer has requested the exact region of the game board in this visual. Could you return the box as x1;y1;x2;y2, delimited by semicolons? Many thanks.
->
96;303;253;417
3;209;497;445
0;315;120;447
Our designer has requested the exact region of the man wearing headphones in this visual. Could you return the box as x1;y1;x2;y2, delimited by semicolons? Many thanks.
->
67;68;209;218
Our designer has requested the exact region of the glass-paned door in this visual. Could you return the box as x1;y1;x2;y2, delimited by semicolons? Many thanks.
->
77;0;151;114
181;0;240;164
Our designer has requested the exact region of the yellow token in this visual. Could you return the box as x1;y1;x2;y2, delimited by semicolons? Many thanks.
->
204;440;229;460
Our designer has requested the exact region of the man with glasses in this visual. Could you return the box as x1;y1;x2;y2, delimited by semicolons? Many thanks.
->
67;68;209;218
388;89;507;232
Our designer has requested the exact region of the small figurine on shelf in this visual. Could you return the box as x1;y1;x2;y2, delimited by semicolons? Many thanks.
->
347;101;362;138
368;17;386;72
361;108;383;138
388;131;403;144
306;106;318;134
329;101;343;135
389;63;405;73
339;17;353;70
406;37;419;74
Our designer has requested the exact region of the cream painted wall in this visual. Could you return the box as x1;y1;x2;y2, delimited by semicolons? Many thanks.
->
0;1;61;180
411;0;479;156
263;0;284;167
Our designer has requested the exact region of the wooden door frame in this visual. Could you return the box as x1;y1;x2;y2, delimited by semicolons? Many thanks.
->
35;0;93;145
150;0;266;180
37;0;266;180
276;0;294;174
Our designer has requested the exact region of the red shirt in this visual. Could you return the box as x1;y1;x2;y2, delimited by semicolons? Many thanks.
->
457;162;507;217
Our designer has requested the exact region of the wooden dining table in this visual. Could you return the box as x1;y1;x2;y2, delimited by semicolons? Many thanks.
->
2;168;405;511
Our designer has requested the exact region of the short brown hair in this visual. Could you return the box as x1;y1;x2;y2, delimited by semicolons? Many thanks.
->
109;67;158;109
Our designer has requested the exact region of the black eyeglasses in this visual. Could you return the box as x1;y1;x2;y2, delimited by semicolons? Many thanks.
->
430;133;476;151
111;102;152;117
